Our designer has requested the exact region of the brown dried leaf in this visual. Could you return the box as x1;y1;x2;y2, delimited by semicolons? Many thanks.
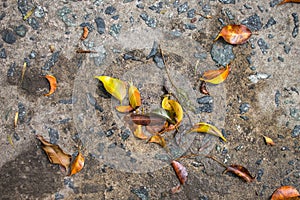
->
36;135;71;172
80;26;89;40
271;186;300;200
200;81;210;95
215;24;252;44
69;152;85;176
200;64;230;85
44;75;57;96
278;0;300;5
224;165;255;183
171;160;188;194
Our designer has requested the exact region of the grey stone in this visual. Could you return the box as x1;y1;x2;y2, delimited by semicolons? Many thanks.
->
177;2;189;14
211;42;235;66
0;48;6;58
105;6;116;15
242;14;262;31
291;125;300;138
14;25;28;37
95;17;105;34
42;51;60;71
2;30;17;44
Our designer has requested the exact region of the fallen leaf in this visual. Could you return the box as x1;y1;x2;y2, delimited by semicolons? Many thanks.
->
23;6;36;21
36;134;72;172
7;134;14;148
214;24;252;44
116;105;134;113
95;76;127;104
133;124;148;140
168;99;183;124
200;64;230;84
263;135;275;146
69;152;85;176
14;111;19;127
200;81;210;95
148;135;166;148
278;0;300;5
162;96;172;111
171;160;188;194
207;156;255;183
271;186;300;200
188;122;227;142
150;108;176;124
44;75;57;96
224;165;255;183
128;82;141;109
80;26;89;40
131;113;163;126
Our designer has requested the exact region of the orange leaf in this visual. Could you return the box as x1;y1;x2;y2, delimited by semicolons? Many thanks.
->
278;0;300;5
44;75;57;96
69;152;85;176
36;135;72;172
271;186;300;200
171;160;188;194
148;135;166;147
128;82;141;109
116;105;134;113
263;135;275;146
200;64;230;84
215;24;252;45
80;26;89;40
133;124;148;140
224;165;255;183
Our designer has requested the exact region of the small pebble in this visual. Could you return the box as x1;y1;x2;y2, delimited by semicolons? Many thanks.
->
42;51;60;71
153;54;164;69
146;41;158;59
123;0;134;3
218;0;235;4
106;129;114;137
140;13;157;28
29;50;37;59
197;104;213;113
2;30;17;44
264;17;276;29
199;195;209;200
80;22;94;32
57;6;75;27
136;3;144;9
0;11;5;20
283;44;291;54
112;15;119;20
218;18;226;26
28;17;39;30
257;38;269;54
270;0;281;7
278;56;284;62
225;8;235;20
275;90;280;107
121;129;130;141
105;6;116;15
288;160;294;165
239;103;250;114
18;103;26;123
256;159;263;165
55;193;64;200
257;169;264;182
242;14;262;31
48;127;59;144
281;146;289;151
185;23;197;30
291;125;300;138
177;2;189;14
131;186;149;200
240;115;249;120
234;145;244;151
13;132;20;141
187;9;195;18
109;24;122;37
290;108;300;121
244;4;252;9
95;17;105;34
0;48;6;58
34;6;45;18
211;42;235;66
292;13;299;38
248;72;271;83
7;62;16;77
197;96;213;104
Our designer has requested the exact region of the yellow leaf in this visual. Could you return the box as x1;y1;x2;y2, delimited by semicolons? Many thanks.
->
95;76;127;103
200;64;230;84
129;82;141;109
36;135;72;172
44;75;57;96
133;125;148;140
69;152;85;176
148;135;166;148
188;122;226;142
116;105;134;113
162;96;172;111
214;24;252;45
263;135;275;146
168;99;183;124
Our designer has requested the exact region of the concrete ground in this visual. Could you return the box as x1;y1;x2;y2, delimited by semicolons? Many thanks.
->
0;0;299;199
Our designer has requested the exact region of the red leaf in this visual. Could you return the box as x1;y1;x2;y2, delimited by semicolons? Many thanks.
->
171;160;188;193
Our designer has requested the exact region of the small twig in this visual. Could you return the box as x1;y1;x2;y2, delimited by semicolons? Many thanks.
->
206;155;227;168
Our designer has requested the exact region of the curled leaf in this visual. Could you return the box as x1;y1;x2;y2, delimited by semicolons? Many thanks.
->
271;186;300;200
80;26;89;40
148;135;166;148
224;165;255;183
200;81;210;95
215;24;252;44
133;125;148;140
162;96;172;111
116;105;134;113
168;99;183;124
189;122;226;142
14;111;19;128
69;152;85;176
263;135;275;146
23;6;36;21
200;64;230;85
171;160;188;194
131;113;165;126
44;75;57;96
95;76;127;104
129;82;141;109
36;135;71;172
278;0;300;5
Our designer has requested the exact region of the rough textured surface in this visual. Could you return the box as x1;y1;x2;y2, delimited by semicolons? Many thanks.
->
0;1;299;200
